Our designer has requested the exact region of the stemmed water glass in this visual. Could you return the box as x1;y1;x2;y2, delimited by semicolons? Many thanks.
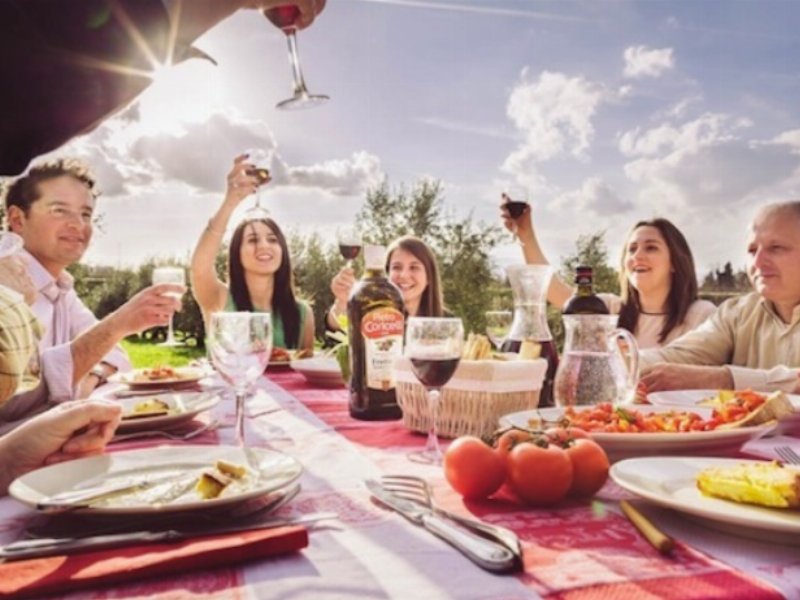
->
337;227;362;270
244;149;272;219
207;312;272;447
406;317;464;465
152;266;186;347
502;186;529;245
485;310;512;350
264;5;329;110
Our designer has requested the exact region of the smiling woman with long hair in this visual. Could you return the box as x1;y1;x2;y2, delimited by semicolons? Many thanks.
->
501;206;715;349
191;155;314;352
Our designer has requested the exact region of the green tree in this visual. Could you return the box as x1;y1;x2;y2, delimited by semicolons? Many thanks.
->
356;178;504;333
289;230;342;340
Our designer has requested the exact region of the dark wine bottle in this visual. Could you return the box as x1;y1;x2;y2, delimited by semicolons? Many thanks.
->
563;266;609;315
347;245;405;420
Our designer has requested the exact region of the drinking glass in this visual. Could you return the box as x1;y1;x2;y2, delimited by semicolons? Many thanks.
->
207;312;272;447
502;186;529;245
244;149;272;219
264;5;329;110
406;317;464;465
152;266;185;347
485;310;512;350
337;227;362;269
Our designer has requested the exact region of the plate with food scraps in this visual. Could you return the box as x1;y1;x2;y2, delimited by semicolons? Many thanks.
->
499;404;777;459
9;445;303;515
116;391;221;432
610;456;800;541
109;366;206;390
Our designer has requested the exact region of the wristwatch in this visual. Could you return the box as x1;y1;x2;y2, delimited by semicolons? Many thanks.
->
89;364;108;385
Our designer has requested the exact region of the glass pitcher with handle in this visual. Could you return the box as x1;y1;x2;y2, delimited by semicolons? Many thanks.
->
554;314;640;406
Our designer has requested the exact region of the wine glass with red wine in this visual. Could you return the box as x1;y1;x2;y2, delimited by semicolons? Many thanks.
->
264;5;329;110
337;227;362;269
502;186;529;245
406;317;464;465
244;149;271;218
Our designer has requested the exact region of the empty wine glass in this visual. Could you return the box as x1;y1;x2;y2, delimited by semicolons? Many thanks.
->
244;149;272;219
264;5;329;110
406;317;464;465
337;227;362;269
485;310;512;350
152;266;186;347
502;185;529;245
207;312;272;447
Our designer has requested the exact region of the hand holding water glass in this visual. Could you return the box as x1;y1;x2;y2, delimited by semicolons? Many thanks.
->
406;317;464;465
207;312;272;447
152;267;185;347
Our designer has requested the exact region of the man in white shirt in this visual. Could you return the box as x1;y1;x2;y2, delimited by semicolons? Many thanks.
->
4;159;185;401
640;201;800;394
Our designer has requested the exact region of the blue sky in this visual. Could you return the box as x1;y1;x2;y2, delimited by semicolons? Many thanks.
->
53;0;800;278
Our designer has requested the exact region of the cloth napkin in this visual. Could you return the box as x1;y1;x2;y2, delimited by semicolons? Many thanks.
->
0;525;308;599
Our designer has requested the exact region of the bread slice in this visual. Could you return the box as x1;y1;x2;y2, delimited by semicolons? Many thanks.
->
696;461;800;508
715;391;795;429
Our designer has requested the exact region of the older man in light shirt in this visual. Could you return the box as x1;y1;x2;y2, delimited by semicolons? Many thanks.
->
640;200;800;394
4;159;186;406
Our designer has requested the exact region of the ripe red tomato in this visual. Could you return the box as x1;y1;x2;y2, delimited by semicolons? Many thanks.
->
495;429;537;455
506;441;573;505
565;438;609;498
443;436;507;500
544;426;589;446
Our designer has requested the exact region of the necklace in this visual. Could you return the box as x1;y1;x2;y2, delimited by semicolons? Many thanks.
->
640;310;667;316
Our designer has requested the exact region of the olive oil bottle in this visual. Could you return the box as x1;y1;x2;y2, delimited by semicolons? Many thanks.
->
347;245;405;420
563;266;609;315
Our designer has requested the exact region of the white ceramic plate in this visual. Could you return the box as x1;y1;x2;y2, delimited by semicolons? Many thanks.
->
9;445;303;515
290;357;345;388
109;366;205;390
499;405;776;459
611;456;800;539
116;391;221;432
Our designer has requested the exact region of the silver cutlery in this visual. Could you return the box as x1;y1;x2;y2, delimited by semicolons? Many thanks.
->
365;480;519;573
380;474;522;560
0;511;336;561
775;446;800;465
111;419;219;443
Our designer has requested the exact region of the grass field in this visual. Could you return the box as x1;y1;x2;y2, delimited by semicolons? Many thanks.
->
121;337;205;369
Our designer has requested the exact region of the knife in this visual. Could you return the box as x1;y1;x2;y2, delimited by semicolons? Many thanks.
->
365;480;520;573
0;512;336;561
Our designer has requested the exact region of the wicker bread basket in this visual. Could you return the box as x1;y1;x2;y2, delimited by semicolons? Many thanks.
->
394;357;547;439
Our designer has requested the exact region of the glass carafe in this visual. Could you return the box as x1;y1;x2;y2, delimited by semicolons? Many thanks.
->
554;315;640;407
501;264;558;407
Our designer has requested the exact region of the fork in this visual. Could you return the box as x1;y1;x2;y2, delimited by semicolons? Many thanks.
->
380;475;522;558
774;446;800;465
111;420;218;443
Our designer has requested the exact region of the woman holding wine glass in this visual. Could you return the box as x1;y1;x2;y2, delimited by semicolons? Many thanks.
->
191;155;314;353
500;203;715;349
326;236;449;330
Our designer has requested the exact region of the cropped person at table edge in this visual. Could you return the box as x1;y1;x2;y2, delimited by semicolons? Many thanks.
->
639;201;800;394
191;155;315;353
3;159;185;404
502;202;716;349
326;235;449;331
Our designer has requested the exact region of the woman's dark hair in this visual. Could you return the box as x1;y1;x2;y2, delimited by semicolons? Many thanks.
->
617;218;698;344
385;235;445;317
228;218;301;348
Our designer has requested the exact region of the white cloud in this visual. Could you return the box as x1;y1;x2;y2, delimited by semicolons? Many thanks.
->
623;46;675;79
771;129;800;154
283;151;385;196
502;70;604;180
550;177;634;215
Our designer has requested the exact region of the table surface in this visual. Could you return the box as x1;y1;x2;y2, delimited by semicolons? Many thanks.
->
1;371;798;600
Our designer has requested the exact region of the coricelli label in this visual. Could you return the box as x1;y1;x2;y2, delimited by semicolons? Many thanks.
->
361;307;404;390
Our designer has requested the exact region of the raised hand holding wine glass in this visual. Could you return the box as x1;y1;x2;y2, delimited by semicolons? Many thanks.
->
337;227;362;270
151;266;186;347
264;4;329;109
501;185;530;245
207;312;272;447
243;149;272;218
406;317;464;465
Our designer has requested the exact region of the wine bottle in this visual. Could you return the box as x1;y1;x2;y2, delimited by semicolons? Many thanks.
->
563;266;609;315
347;245;405;420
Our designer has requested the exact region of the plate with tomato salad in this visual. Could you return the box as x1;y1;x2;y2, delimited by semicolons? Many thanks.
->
499;403;777;460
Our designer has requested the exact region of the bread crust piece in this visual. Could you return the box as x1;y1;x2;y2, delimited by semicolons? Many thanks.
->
715;391;795;429
696;461;800;508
